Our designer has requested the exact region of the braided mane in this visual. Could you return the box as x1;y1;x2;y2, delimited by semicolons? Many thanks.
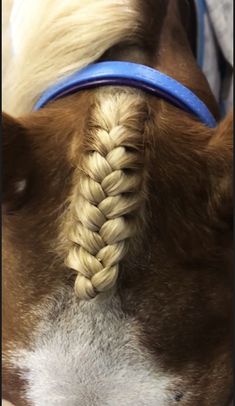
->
66;88;148;299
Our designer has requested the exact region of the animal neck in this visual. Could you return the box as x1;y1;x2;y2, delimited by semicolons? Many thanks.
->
154;1;219;117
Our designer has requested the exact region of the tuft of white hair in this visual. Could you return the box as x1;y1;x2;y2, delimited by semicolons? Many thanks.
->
4;0;141;115
8;290;175;406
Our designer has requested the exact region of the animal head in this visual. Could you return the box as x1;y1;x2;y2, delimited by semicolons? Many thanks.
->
2;0;233;405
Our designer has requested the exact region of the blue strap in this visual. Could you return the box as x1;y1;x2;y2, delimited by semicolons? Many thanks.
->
195;0;207;68
34;61;216;128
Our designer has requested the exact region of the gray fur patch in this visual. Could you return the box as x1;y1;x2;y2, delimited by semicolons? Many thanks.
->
8;289;179;406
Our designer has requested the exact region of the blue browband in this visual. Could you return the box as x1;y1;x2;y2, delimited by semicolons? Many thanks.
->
34;61;216;128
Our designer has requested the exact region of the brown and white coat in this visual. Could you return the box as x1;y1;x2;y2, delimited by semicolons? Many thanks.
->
2;1;233;405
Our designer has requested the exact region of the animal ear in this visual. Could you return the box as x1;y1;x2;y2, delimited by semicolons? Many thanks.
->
207;112;233;231
2;112;32;212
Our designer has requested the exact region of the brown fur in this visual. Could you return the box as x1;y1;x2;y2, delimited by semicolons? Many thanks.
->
2;1;233;404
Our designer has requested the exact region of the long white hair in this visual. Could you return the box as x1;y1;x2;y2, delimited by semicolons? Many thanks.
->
4;0;142;115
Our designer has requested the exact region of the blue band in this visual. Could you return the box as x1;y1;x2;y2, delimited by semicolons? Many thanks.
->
34;61;216;128
195;0;207;68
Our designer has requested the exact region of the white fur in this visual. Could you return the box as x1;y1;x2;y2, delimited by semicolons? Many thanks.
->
2;0;13;81
8;290;181;406
4;0;142;115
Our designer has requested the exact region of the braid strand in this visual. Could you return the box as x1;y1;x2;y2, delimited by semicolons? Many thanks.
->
66;89;148;300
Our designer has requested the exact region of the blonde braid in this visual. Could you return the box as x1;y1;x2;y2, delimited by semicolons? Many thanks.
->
66;88;148;300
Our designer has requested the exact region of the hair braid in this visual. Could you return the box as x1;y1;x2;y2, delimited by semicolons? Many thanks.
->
66;88;148;300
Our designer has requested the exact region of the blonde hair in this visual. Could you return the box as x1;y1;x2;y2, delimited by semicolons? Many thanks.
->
4;0;142;115
66;88;148;300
